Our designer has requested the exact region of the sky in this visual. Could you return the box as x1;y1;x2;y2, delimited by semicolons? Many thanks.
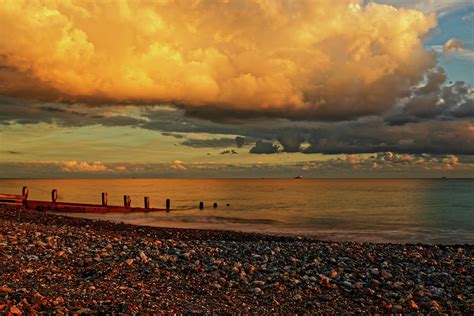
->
0;0;473;178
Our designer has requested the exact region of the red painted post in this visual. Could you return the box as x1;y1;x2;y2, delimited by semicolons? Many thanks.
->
144;197;150;209
52;189;58;203
22;186;29;200
123;195;131;207
102;192;108;206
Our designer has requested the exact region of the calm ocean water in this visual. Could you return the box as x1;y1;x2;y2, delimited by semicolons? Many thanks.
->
1;179;473;244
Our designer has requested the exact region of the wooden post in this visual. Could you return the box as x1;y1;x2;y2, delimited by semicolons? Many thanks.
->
144;197;150;209
124;195;131;207
51;189;58;203
22;186;29;200
213;202;218;208
102;192;108;206
166;199;170;212
199;201;204;210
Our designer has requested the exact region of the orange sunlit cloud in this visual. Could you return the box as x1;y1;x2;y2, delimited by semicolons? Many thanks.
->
0;0;437;119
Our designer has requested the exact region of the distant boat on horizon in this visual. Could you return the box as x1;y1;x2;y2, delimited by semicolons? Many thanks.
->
441;176;447;180
294;175;303;179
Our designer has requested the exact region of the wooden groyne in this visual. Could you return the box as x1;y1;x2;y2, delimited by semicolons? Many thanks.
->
0;187;169;213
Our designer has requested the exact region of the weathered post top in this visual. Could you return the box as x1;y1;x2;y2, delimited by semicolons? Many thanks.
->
166;198;171;212
52;189;58;203
199;201;204;210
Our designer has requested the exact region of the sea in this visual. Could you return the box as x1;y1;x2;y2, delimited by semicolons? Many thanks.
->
1;178;473;244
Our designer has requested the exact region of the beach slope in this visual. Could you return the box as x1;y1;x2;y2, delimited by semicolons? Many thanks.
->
0;205;472;313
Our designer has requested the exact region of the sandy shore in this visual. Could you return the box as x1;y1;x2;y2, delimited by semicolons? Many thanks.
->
1;204;472;313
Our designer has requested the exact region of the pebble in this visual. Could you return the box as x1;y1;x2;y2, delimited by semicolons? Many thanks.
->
392;305;403;312
253;287;262;295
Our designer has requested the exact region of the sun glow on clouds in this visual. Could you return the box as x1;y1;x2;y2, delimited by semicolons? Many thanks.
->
2;152;471;178
169;160;187;172
59;161;110;172
0;0;437;119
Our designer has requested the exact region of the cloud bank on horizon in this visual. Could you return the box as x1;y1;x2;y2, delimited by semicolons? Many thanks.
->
1;152;473;178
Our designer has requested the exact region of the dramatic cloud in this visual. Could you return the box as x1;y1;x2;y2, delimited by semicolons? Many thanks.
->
443;39;465;52
385;68;474;124
0;97;146;127
235;136;245;148
59;161;110;172
0;0;437;120
305;120;474;155
278;132;304;153
250;140;280;154
440;39;474;61
2;99;471;156
346;154;361;166
168;160;187;172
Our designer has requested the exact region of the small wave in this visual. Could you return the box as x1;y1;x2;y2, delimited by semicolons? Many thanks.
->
161;215;280;225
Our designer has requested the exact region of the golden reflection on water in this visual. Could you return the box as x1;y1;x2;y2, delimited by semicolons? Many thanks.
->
1;179;473;244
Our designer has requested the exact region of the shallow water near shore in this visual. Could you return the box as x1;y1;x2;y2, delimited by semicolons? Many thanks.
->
1;178;473;244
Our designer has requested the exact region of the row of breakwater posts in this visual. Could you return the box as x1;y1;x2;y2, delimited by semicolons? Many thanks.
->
0;187;223;213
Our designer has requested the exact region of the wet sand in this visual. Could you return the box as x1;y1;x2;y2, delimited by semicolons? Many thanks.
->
1;204;472;313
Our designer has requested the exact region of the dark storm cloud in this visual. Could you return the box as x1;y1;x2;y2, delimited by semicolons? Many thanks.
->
2;93;473;156
0;62;439;127
93;115;146;127
180;137;237;148
250;140;280;154
143;108;266;137
453;99;474;117
161;132;185;139
0;97;146;127
278;132;305;153
305;120;474;155
384;68;473;125
0;65;64;102
235;136;245;148
0;97;52;125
